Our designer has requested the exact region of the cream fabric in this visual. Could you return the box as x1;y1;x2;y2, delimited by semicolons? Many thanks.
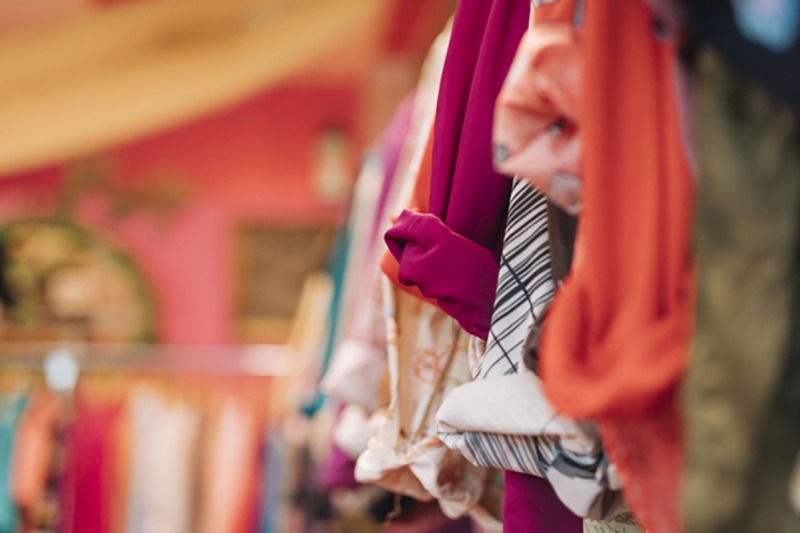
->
126;389;200;533
355;277;487;518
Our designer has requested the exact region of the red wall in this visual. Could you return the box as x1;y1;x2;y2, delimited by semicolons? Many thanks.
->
0;82;362;344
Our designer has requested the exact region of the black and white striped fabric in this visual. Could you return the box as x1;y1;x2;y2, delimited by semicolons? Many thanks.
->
478;179;554;379
436;180;622;519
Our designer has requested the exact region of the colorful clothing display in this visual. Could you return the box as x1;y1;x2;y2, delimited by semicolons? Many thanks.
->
7;1;800;531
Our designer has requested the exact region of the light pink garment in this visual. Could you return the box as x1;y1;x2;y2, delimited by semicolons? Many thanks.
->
493;24;582;214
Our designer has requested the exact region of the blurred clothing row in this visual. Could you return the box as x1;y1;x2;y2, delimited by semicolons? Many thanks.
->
0;377;270;533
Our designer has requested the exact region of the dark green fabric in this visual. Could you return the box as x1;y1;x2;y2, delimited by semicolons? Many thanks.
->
683;48;800;532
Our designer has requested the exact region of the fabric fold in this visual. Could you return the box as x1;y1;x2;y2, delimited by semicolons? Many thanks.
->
385;210;499;339
383;0;529;339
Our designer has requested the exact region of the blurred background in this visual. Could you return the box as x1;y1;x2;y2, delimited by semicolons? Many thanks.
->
0;0;464;531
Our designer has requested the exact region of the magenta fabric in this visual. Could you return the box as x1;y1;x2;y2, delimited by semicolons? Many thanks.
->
384;0;528;340
503;471;582;533
59;400;121;533
318;444;358;490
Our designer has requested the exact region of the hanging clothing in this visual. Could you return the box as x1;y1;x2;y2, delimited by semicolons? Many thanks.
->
199;398;259;533
59;398;122;533
385;0;529;340
0;394;27;533
493;8;582;215
539;1;694;531
682;47;800;533
355;279;487;518
435;181;619;520
126;390;200;533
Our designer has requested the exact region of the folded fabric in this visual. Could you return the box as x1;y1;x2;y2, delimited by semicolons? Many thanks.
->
386;211;501;340
435;181;622;520
354;278;487;518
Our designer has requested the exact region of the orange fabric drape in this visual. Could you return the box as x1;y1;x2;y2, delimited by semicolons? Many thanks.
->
539;1;694;531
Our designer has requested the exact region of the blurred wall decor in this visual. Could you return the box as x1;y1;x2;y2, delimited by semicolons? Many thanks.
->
0;219;156;344
235;223;334;342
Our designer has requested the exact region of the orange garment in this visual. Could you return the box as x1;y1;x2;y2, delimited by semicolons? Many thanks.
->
11;392;58;510
380;123;436;306
539;1;694;531
532;0;580;24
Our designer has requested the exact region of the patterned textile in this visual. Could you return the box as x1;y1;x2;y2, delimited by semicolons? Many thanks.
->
436;181;622;520
354;277;487;519
477;180;553;379
584;513;643;533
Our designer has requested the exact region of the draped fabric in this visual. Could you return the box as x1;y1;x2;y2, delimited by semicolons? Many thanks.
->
539;1;694;531
354;279;487;518
385;0;529;340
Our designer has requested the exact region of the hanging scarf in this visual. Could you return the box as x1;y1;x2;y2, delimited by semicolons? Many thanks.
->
539;1;695;531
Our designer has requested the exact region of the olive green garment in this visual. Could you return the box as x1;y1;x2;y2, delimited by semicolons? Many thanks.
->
683;48;800;533
584;512;645;533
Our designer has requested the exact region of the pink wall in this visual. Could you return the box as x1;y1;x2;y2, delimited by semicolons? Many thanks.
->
0;82;362;344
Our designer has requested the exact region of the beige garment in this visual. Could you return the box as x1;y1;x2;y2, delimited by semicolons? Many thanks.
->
322;21;452;415
355;277;487;518
198;398;259;533
126;389;201;533
0;0;383;174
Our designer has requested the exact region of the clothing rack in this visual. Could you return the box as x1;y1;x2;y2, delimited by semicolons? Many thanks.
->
0;342;294;378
